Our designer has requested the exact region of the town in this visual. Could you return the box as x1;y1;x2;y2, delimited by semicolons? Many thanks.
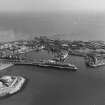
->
0;36;105;67
0;36;105;98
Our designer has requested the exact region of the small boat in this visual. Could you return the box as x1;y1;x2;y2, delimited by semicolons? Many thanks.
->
33;59;78;71
0;75;26;97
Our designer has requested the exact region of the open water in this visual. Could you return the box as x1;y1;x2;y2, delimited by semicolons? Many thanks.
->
0;12;105;41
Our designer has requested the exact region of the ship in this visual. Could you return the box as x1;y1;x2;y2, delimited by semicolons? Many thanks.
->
32;59;78;71
85;53;105;67
0;75;26;97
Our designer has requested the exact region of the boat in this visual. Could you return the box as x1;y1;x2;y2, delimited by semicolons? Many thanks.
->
32;59;78;71
0;75;26;97
85;53;105;67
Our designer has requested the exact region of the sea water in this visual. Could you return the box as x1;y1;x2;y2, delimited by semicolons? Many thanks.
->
0;12;104;105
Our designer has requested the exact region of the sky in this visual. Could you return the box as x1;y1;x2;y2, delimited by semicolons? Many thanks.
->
0;0;105;13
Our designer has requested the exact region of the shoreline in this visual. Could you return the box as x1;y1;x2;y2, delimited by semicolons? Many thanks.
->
0;64;14;71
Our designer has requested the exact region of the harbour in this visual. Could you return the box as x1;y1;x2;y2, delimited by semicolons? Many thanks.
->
0;56;105;105
0;11;104;105
0;35;105;105
0;64;13;71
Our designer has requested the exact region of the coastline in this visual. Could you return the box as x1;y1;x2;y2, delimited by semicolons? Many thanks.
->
0;64;14;71
0;56;105;105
